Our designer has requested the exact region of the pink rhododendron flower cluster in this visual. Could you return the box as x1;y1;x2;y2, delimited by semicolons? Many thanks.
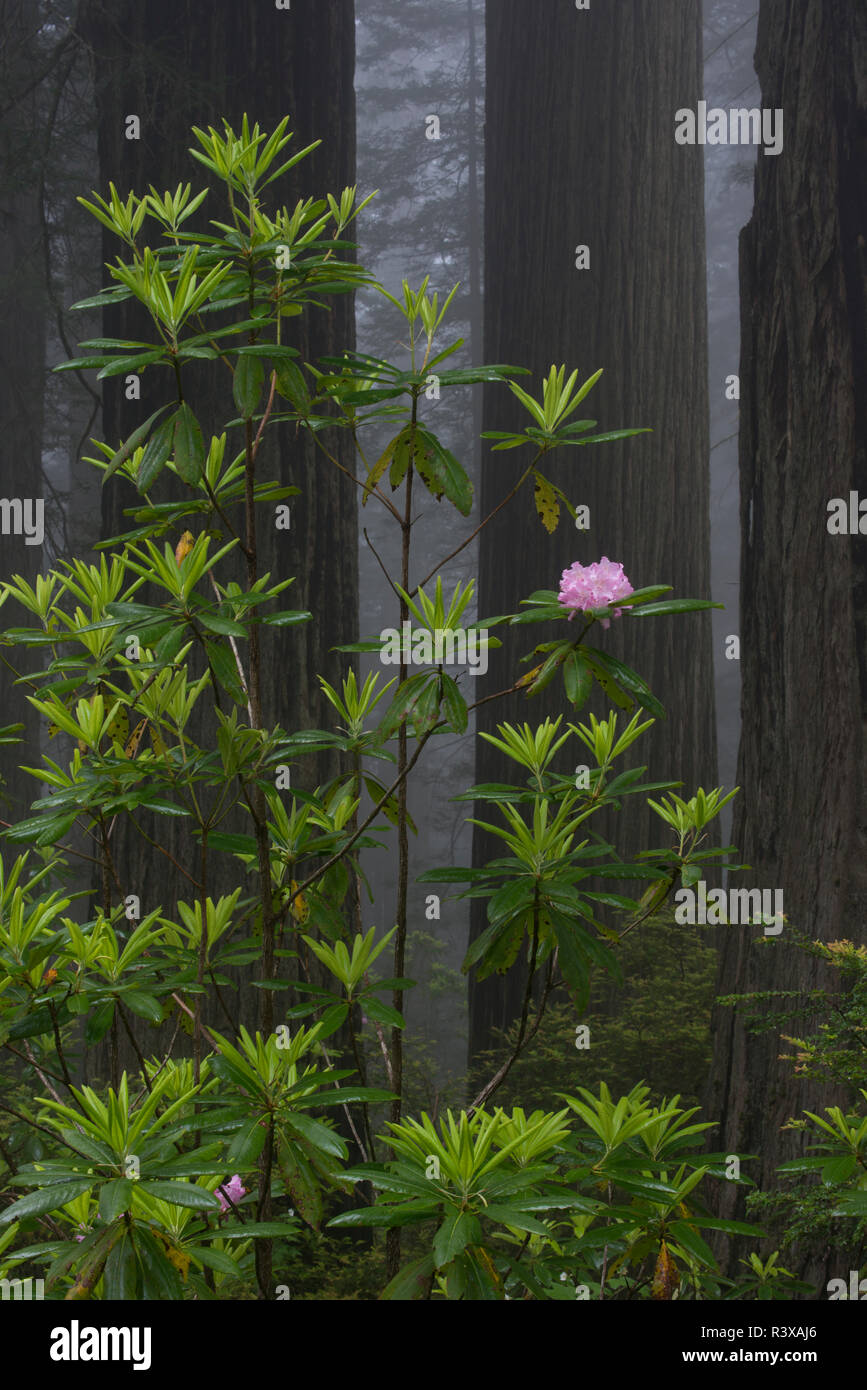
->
558;557;634;628
217;1174;247;1213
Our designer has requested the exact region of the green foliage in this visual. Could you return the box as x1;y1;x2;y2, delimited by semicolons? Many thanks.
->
324;1084;764;1300
470;907;718;1114
721;933;867;1275
0;114;757;1300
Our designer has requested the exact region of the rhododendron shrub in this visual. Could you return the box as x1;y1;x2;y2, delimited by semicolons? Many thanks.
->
0;118;779;1302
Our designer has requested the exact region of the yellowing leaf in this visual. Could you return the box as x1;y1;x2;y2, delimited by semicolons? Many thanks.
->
651;1241;679;1300
155;1229;191;1282
289;880;309;925
106;700;130;749
124;717;149;759
516;663;543;689
174;530;195;566
533;471;560;534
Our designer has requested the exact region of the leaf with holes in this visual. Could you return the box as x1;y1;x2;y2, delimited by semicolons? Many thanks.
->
533;472;560;533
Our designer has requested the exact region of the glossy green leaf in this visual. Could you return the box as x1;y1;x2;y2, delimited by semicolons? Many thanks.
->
233;353;264;418
103;405;170;484
173;402;205;485
137;413;177;493
0;1179;94;1224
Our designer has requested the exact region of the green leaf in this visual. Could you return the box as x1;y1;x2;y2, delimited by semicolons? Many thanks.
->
433;1207;480;1267
483;1203;549;1236
488;878;536;927
85;999;115;1046
436;364;529;385
103;405;170;484
381;1251;436;1300
284;1148;325;1230
137;413;177;493
261;610;313;627
234;354;264;418
134;1225;184;1300
216;1222;298;1239
440;675;468;733
103;1227;137;1299
207;832;259;856
462;916;520;975
328;1200;437;1230
549;916;591;1008
563;652;593;708
362;436;397;505
98;350;166;379
415;426;473;515
121;991;164;1024
173;402;205;485
137;1180;221;1209
226;1118;268;1168
583;647;664;718
379;671;432;739
7;1005;56;1040
274;360;310;410
416;866;493;883
198;612;249;637
99;1178;134;1223
284;1113;347;1160
822;1155;857;1185
315;1087;397;1106
580;651;633;713
0;1178;95;1224
411;677;442;736
361;997;405;1029
690;1217;765;1236
833;1193;867;1216
191;1245;242;1276
570;427;651;447
631;599;723;617
205;639;247;704
668;1220;716;1267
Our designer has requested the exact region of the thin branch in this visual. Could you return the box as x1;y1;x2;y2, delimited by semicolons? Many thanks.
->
467;928;554;1117
363;527;404;606
208;569;253;722
413;454;541;596
23;1039;66;1105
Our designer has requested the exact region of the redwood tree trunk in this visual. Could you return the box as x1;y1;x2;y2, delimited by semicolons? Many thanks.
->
0;0;48;822
705;0;867;1292
75;0;358;1068
471;0;716;1058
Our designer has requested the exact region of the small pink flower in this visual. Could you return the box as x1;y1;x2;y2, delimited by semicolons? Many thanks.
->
217;1174;247;1213
558;557;633;628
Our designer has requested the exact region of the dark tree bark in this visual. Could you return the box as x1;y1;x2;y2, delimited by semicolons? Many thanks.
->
470;1;716;1059
705;0;867;1290
74;0;358;1071
0;0;49;822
